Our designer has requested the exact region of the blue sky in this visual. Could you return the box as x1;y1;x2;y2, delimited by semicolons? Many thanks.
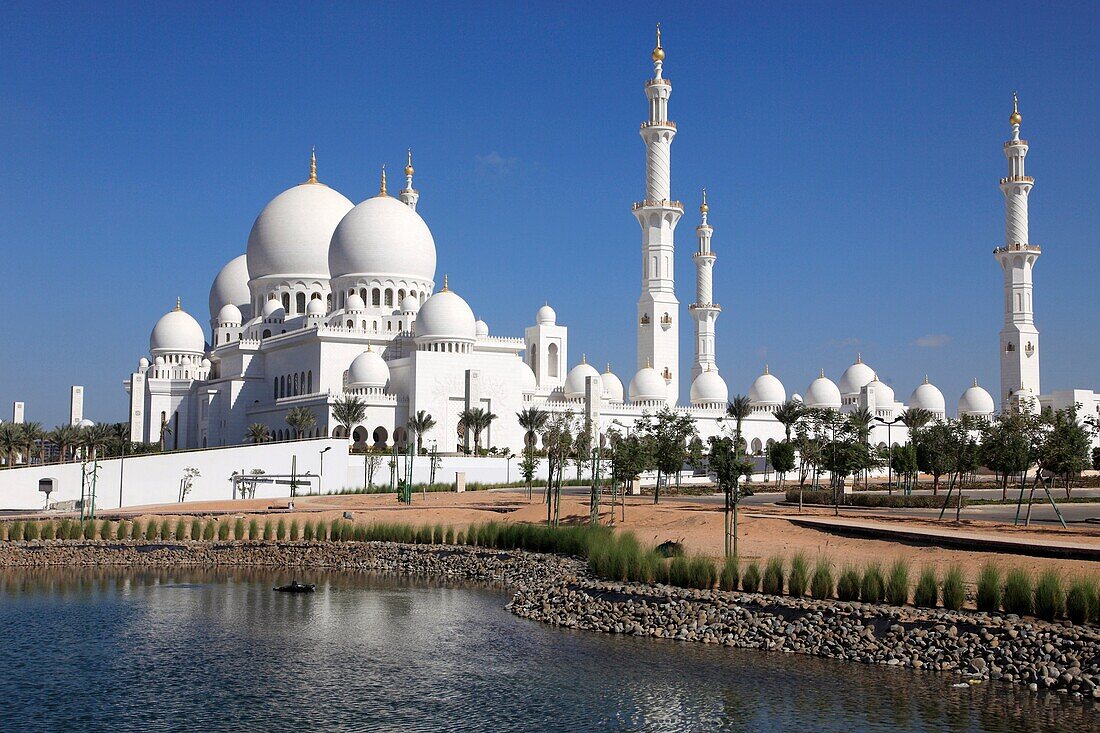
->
1;1;1098;427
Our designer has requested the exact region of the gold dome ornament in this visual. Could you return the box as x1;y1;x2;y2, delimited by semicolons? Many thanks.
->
404;148;414;177
379;164;387;196
1010;91;1022;125
700;187;709;214
307;146;318;183
652;22;664;61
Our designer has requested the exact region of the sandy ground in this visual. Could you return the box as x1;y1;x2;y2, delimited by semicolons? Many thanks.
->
85;489;1100;581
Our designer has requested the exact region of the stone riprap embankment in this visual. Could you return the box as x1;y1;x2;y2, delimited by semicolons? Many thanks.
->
2;540;1097;702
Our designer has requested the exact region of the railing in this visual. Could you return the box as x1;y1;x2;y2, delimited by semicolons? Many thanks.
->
994;243;1042;254
640;120;677;130
645;77;672;87
1004;139;1029;147
1000;175;1034;184
631;198;684;212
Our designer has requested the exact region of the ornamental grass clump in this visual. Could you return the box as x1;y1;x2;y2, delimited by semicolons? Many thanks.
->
1033;569;1064;622
719;555;739;591
836;566;860;602
788;553;809;598
262;520;274;540
315;520;328;541
942;565;965;611
886;559;910;606
115;521;128;540
159;521;172;541
276;519;287;541
140;520;155;540
9;522;24;541
23;522;39;541
976;562;1002;612
248;519;259;540
741;561;762;593
762;557;785;595
174;521;186;541
433;524;444;545
914;567;939;609
203;522;215;541
303;520;315;541
454;530;465;545
667;556;691;588
688;556;717;590
234;518;245;540
190;518;202;541
1065;578;1097;625
860;563;886;604
41;522;55;540
218;522;230;541
1002;568;1033;616
810;558;834;600
59;519;72;539
128;520;142;541
289;519;299;541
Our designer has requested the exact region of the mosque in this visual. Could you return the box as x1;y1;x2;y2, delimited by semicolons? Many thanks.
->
123;29;1099;457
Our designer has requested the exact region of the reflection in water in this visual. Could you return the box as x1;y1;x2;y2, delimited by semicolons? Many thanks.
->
2;568;1094;732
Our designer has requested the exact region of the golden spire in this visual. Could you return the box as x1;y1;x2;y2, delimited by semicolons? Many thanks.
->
175;297;181;312
308;146;318;183
379;164;387;196
652;22;664;62
405;148;414;177
972;377;979;388
442;274;449;292
605;362;612;373
856;352;862;364
924;374;929;385
581;353;587;364
700;187;708;214
764;363;769;375
820;368;825;378
646;357;652;368
1010;91;1022;125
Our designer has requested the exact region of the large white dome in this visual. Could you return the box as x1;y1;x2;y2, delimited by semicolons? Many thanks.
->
804;371;842;408
536;304;557;325
564;360;603;400
958;380;995;417
601;367;625;403
347;349;390;390
415;289;476;342
246;182;354;280
838;355;875;396
748;366;785;406
629;366;667;404
909;378;946;414
690;369;729;407
217;303;243;325
150;303;205;356
208;254;250;324
329;194;436;283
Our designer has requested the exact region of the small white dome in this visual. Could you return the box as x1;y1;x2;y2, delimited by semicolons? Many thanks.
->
748;367;786;406
804;372;842;408
536;304;557;325
958;381;995;417
347;349;390;389
908;378;946;414
517;361;537;392
246;182;354;280
690;370;729;407
345;293;365;312
154;356;165;366
200;358;212;369
601;368;625;403
400;296;420;313
475;319;489;337
218;303;243;325
78;418;95;428
139;357;150;369
329;194;436;283
629;366;667;404
415;289;476;342
306;298;326;316
180;357;193;367
838;355;876;396
208;254;250;324
150;304;205;356
564;360;603;400
261;299;285;320
791;393;803;403
866;376;895;406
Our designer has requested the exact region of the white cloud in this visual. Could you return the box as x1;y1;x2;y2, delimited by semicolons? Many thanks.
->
914;334;951;348
475;151;517;177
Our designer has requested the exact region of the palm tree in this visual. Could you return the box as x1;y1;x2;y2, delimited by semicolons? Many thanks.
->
848;407;875;488
285;407;317;439
459;407;497;454
726;395;753;454
20;422;45;465
901;407;934;433
407;410;437;455
331;394;367;440
246;423;270;444
773;399;805;443
0;423;18;466
158;414;173;452
48;424;81;463
81;423;113;462
517;406;549;447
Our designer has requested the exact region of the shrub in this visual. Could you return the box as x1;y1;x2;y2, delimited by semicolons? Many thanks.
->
248;519;259;540
41;522;56;541
203;522;215;541
785;489;961;509
315;520;328;541
788;553;809;598
276;519;287;541
455;530;465;545
263;520;274;540
218;522;230;540
159;521;172;541
719;555;739;591
861;563;886;604
942;565;965;611
667;556;691;588
1033;569;1064;622
810;558;834;600
115;521;128;540
59;519;71;539
976;562;1002;612
1065;579;1097;624
174;521;186;541
303;520;315;541
741;562;762;593
433;524;444;545
688;556;717;589
234;518;245;540
1003;568;1033;616
82;520;96;540
23;522;39;541
9;522;24;541
444;526;455;544
128;520;142;541
191;518;203;540
289;519;299;541
762;557;785;595
914;567;939;608
886;559;910;606
836;566;860;601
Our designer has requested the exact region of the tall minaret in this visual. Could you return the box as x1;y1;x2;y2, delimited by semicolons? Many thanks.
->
996;92;1041;410
690;189;721;378
634;23;682;404
400;148;419;211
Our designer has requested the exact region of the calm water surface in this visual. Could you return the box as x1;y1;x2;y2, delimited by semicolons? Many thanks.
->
1;568;1094;732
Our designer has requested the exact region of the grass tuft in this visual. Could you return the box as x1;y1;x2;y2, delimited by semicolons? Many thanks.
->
788;553;809;598
976;562;1002;612
836;566;860;601
741;561;762;593
860;563;886;604
810;557;834;600
1033;569;1063;622
1002;568;1033;616
719;555;739;591
1065;578;1097;625
886;559;910;606
942;565;965;611
762;557;785;595
914;567;939;608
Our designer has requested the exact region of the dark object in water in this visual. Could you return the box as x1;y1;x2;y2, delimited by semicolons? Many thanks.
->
274;581;315;593
655;540;685;558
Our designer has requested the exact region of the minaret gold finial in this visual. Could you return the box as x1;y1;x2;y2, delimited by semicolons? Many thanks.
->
606;362;612;374
442;274;448;292
405;148;414;177
646;357;652;368
820;368;825;378
700;187;708;214
856;352;862;364
924;374;929;385
1010;91;1022;126
652;22;665;62
582;353;587;364
973;377;979;388
379;164;387;196
308;146;317;183
175;297;181;312
764;363;769;375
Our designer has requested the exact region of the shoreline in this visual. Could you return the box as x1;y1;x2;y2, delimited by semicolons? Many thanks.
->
2;539;1097;704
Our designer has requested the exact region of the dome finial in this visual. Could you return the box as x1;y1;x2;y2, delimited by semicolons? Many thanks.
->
820;368;825;378
764;363;769;375
308;146;318;183
856;351;862;364
581;353;587;365
924;374;929;385
972;377;979;388
646;356;652;368
405;147;414;178
379;164;387;196
1010;91;1022;126
605;362;612;374
175;296;181;311
442;274;449;292
651;22;665;64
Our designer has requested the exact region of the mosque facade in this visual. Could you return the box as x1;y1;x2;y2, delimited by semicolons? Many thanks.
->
122;32;1099;457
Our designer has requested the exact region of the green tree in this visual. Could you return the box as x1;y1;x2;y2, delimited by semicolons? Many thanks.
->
80;423;113;462
517;407;549;449
640;407;698;504
708;435;754;557
331;394;367;441
1036;406;1092;497
246;423;270;444
519;446;539;501
890;443;919;493
0;423;19;465
459;407;497;454
285;407;317;439
913;421;956;495
48;424;81;463
980;410;1032;499
20;422;46;465
406;410;436;455
770;440;796;489
773;399;805;442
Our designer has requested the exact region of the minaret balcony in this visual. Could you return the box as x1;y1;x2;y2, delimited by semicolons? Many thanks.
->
999;175;1034;184
632;198;683;212
645;77;672;88
640;120;676;130
994;243;1041;254
1004;139;1029;148
689;303;722;311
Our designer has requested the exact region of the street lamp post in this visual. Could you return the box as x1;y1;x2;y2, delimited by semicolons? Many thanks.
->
318;446;332;495
872;416;904;495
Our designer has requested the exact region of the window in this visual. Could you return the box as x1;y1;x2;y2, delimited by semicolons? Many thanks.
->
360;288;367;302
282;293;290;311
346;319;353;328
274;380;278;400
372;288;381;306
263;329;271;339
385;289;394;307
307;371;313;393
398;289;405;302
548;343;559;378
296;292;306;313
